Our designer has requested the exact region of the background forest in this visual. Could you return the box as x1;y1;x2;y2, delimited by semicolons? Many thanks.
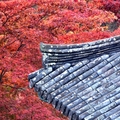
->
0;0;120;120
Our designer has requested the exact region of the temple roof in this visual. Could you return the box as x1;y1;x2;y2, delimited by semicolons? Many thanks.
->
28;35;120;120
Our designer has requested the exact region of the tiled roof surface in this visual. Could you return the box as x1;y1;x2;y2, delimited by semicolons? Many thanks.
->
28;35;120;120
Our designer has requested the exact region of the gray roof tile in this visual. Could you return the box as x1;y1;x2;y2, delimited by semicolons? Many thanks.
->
28;35;120;120
109;107;120;119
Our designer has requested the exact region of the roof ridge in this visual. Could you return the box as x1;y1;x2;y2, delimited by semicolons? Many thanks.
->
40;35;120;50
41;36;120;68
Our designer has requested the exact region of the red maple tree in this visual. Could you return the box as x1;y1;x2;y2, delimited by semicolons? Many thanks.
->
0;0;120;120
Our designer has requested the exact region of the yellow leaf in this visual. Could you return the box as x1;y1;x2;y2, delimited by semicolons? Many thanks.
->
0;34;5;41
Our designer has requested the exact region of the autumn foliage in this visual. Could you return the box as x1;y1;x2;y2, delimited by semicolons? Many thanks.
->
0;0;120;120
